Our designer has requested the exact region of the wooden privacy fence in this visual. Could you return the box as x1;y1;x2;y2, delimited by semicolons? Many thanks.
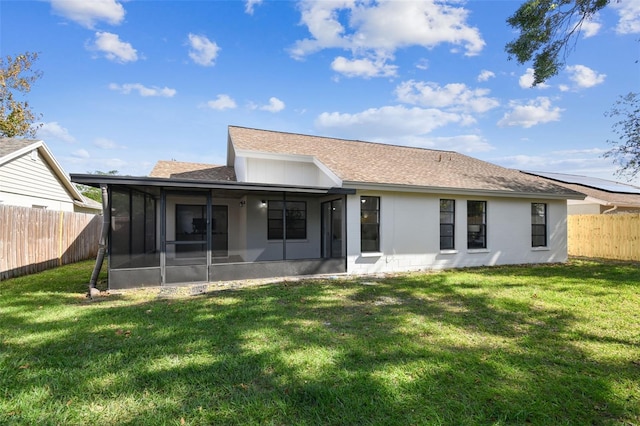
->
0;205;102;280
568;214;640;261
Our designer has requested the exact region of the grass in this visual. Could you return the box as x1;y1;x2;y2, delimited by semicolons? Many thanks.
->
1;259;639;425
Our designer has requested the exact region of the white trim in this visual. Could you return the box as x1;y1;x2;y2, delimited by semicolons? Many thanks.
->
439;250;459;255
360;252;383;258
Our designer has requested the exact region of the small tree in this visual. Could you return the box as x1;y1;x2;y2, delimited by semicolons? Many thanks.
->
0;52;43;138
604;93;640;180
77;170;119;202
505;0;609;86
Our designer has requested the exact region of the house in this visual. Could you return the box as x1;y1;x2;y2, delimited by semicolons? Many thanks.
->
0;138;101;213
71;126;583;290
523;171;640;214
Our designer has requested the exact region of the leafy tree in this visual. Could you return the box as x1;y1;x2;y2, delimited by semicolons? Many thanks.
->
506;0;609;86
603;93;640;180
0;52;43;138
77;170;119;202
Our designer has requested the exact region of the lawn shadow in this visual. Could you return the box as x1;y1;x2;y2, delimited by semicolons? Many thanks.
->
1;261;638;425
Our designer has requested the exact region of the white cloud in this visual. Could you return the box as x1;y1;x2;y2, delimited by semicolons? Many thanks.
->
187;34;220;66
50;0;125;29
290;0;484;77
72;149;90;159
412;134;495;153
498;97;563;128
331;56;397;78
519;68;549;89
495;150;626;183
93;138;125;149
206;94;237;110
260;97;285;113
612;1;640;34
581;19;601;38
90;32;138;63
315;105;465;140
477;70;495;82
37;122;75;143
109;83;176;97
566;65;606;89
395;80;499;114
245;0;263;15
415;59;429;70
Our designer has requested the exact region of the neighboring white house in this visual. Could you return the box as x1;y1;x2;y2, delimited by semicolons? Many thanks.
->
524;171;640;214
72;126;584;290
0;138;101;213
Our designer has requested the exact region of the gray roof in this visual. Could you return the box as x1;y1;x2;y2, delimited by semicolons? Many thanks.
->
150;160;236;181
0;138;40;160
524;171;640;207
525;171;640;194
228;126;583;198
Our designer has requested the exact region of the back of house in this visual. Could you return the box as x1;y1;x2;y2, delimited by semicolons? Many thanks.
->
72;126;583;290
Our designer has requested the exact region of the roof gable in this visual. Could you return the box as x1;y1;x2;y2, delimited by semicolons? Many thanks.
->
228;126;582;198
0;137;86;203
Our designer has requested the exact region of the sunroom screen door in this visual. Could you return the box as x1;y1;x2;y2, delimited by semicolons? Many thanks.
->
164;193;209;284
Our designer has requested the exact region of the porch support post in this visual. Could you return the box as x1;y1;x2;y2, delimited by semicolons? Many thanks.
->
282;191;287;260
160;190;166;285
88;184;109;298
206;191;212;281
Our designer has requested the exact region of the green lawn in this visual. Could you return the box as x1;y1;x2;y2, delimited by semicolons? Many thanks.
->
1;260;639;425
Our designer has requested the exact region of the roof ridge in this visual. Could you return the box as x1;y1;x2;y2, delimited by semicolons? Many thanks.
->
228;125;458;154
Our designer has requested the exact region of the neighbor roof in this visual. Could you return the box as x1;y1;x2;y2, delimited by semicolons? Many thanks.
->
228;126;582;198
150;160;236;181
0;138;92;207
524;171;640;208
0;138;40;163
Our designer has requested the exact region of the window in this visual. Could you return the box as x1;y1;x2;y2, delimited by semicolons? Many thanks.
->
467;201;486;249
361;196;380;252
531;203;547;247
268;201;306;240
440;199;455;250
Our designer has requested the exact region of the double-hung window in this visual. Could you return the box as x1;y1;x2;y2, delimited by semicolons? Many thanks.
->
467;201;487;249
440;199;455;250
360;196;380;252
268;201;306;240
531;203;547;247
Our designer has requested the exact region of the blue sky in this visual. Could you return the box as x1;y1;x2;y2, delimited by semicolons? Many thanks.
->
2;0;639;184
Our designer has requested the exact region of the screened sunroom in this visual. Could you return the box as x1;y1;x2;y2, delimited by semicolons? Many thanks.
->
71;174;352;290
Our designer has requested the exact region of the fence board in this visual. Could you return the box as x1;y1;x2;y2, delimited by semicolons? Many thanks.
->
568;214;640;261
0;205;101;280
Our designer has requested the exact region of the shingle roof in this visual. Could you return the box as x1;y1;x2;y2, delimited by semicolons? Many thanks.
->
149;160;236;181
524;172;640;207
228;126;581;197
0;138;39;160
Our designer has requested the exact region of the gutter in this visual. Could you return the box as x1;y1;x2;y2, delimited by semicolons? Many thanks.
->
603;205;618;214
342;181;584;200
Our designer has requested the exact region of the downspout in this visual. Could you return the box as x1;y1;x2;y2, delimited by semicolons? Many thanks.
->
603;205;618;214
88;184;110;298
